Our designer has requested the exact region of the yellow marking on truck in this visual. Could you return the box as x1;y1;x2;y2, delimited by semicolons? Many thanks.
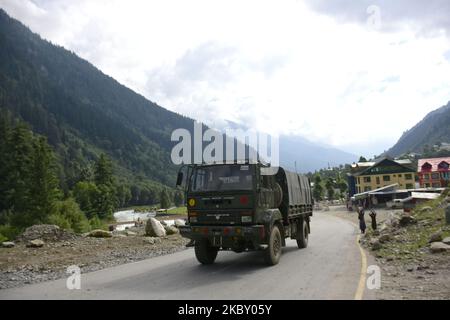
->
354;234;367;300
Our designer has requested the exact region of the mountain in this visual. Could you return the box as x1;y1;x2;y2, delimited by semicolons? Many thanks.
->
279;135;357;173
0;9;194;193
216;120;357;172
387;101;450;157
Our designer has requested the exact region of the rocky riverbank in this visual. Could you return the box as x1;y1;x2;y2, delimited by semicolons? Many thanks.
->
0;218;190;290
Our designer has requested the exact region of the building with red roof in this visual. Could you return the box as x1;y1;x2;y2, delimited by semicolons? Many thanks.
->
417;157;450;188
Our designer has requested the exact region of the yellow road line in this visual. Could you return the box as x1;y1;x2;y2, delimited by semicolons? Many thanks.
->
354;234;367;300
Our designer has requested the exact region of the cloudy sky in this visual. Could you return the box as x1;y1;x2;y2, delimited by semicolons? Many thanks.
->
2;0;450;156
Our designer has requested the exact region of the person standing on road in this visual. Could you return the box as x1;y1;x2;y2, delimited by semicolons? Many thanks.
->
369;209;377;230
358;207;366;234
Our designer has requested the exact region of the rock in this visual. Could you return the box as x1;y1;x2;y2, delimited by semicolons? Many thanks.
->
419;206;433;213
174;219;186;227
442;237;450;245
1;241;15;248
160;220;167;226
399;215;417;227
164;225;179;235
88;229;112;238
372;230;380;236
114;234;127;238
378;234;391;243
145;218;166;237
429;232;443;243
371;239;382;251
143;237;162;245
125;231;137;236
17;224;77;242
430;242;450;253
26;239;45;248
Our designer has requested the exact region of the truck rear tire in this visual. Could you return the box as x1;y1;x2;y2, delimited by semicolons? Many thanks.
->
296;219;308;249
195;239;218;265
264;225;282;266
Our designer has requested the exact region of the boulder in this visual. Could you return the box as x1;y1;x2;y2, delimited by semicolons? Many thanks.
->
26;239;45;248
88;229;112;238
1;241;15;248
143;237;162;245
145;218;166;237
160;220;167;226
371;239;382;251
174;219;186;227
429;231;443;243
430;242;450;253
378;234;391;243
442;237;450;245
164;225;179;235
399;215;416;227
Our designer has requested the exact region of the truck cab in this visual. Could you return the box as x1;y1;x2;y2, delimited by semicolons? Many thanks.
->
177;162;313;266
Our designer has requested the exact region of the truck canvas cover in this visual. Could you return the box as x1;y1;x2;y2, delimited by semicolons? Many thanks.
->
276;167;312;206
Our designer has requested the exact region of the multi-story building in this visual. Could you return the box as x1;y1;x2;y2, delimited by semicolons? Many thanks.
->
348;157;417;196
417;157;450;188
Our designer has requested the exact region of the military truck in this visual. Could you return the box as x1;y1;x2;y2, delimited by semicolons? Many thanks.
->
176;162;313;265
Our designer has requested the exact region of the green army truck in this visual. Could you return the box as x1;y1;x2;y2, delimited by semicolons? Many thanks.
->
176;162;313;266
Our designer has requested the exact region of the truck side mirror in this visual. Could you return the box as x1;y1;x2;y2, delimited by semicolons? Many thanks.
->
176;172;184;187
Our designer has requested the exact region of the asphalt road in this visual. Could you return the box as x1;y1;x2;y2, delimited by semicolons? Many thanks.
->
0;211;374;300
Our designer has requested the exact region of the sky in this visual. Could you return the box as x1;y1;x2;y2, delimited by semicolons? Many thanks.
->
1;0;450;157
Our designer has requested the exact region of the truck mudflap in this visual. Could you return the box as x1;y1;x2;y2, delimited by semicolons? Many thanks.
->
179;225;266;249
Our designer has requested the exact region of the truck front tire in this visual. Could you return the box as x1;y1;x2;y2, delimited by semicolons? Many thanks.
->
264;225;282;266
194;239;218;265
296;219;309;249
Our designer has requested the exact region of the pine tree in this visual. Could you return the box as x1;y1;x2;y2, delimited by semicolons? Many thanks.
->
159;189;171;209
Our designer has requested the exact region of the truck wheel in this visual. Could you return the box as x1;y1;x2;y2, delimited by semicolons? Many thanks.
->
194;239;218;265
296;219;308;249
264;225;282;266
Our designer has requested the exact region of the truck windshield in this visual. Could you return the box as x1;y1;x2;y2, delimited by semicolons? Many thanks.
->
189;164;254;192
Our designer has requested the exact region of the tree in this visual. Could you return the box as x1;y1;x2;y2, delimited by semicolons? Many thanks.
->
159;189;171;209
325;178;335;200
359;156;368;162
94;154;114;186
313;174;324;201
174;190;184;207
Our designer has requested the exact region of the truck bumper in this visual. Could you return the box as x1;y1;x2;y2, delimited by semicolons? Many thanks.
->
179;225;266;249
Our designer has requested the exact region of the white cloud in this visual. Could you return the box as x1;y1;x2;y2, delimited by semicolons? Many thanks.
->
1;0;450;156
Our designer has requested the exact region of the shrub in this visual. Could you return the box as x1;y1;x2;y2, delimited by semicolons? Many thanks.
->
0;224;21;241
48;198;90;233
89;215;108;231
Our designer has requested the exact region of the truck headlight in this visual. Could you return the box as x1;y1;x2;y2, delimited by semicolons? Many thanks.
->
241;216;252;223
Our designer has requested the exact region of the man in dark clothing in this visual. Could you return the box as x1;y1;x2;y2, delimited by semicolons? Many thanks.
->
358;208;366;234
369;209;377;230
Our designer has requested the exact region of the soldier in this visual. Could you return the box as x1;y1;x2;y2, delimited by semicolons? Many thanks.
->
358;207;366;234
369;209;377;230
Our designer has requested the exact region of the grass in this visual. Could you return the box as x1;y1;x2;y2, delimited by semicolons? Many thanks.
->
166;206;187;215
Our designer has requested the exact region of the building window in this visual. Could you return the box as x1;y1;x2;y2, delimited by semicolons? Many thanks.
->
383;175;390;182
364;187;371;192
398;174;402;178
406;184;413;189
424;174;430;180
431;173;440;180
405;174;413;180
424;183;430;188
358;177;360;184
442;172;450;180
363;176;371;183
376;177;380;185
